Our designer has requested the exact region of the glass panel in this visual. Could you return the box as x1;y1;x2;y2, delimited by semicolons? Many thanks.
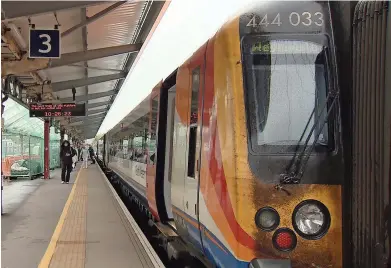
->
187;67;200;178
149;97;159;165
242;36;331;154
2;99;61;177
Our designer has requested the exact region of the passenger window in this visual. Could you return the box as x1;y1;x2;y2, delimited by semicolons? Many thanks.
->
128;136;133;160
149;97;159;165
187;67;200;178
123;139;128;159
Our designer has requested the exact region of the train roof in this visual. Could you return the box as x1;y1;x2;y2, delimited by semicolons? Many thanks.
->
108;91;152;137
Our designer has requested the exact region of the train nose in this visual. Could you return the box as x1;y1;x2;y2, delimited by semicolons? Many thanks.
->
249;259;292;268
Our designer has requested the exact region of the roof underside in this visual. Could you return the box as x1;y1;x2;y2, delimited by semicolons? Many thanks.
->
1;1;165;140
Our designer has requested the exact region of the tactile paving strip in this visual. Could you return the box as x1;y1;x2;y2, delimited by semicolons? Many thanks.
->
49;170;88;268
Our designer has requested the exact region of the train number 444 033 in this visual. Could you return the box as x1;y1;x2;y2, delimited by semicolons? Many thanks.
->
246;12;324;28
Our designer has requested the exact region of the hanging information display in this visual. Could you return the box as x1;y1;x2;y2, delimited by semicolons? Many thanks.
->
29;103;85;117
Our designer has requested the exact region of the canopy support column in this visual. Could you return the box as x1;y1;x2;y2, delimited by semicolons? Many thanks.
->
44;119;50;180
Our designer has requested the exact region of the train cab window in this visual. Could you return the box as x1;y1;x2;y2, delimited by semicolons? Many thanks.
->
187;67;200;178
242;36;334;154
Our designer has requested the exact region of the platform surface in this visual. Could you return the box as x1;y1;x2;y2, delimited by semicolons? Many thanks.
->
1;164;164;268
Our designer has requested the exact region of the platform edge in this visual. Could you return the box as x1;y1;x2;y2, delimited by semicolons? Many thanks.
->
97;164;166;268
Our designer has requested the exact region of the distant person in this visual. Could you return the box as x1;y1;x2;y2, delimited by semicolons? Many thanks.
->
81;145;89;169
60;140;75;184
71;146;78;170
78;145;82;161
89;146;95;164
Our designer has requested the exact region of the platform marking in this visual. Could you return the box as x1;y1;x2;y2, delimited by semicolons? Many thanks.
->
38;169;82;268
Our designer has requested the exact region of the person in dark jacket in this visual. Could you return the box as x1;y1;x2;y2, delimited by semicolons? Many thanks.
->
60;140;75;184
78;146;82;161
88;146;95;164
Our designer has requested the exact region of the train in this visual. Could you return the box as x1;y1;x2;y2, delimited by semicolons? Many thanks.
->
96;1;391;268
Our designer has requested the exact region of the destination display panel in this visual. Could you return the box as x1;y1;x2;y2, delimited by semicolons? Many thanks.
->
29;103;86;117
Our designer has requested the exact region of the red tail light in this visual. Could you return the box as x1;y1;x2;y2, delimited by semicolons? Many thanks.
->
272;228;297;252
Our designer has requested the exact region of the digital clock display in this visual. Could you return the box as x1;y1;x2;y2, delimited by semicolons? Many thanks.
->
29;103;86;117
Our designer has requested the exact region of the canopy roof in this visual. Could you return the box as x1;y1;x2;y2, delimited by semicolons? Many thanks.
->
3;99;60;140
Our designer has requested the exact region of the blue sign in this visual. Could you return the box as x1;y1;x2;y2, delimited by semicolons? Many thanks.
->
29;29;60;58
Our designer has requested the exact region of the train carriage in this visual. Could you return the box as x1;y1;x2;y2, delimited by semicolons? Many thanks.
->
100;1;391;268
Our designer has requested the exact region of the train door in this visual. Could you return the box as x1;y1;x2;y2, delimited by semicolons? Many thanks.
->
164;87;176;220
170;44;208;254
183;47;207;252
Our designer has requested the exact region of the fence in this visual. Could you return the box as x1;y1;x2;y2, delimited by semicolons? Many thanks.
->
1;132;61;178
1;98;62;179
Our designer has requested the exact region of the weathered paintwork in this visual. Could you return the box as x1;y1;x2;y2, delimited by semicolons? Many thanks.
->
105;2;344;267
170;10;342;268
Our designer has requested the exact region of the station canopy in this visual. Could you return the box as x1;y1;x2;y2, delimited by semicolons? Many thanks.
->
3;98;60;139
1;1;166;139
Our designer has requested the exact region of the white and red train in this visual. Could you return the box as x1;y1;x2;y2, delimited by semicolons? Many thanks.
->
98;1;391;268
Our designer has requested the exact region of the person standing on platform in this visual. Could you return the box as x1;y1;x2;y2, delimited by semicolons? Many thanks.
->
81;145;89;169
60;140;75;184
78;144;83;162
71;146;78;170
88;145;96;164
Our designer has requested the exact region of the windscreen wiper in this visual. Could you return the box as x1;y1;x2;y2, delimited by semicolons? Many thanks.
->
277;89;339;187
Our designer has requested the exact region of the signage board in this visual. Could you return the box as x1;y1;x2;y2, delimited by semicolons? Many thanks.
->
29;103;85;117
29;29;60;58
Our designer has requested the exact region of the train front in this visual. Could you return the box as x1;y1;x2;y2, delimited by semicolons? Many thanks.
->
213;1;343;267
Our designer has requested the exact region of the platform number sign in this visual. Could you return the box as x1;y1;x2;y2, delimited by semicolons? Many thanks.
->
29;29;60;59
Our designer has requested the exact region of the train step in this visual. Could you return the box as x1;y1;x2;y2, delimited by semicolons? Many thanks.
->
155;221;178;238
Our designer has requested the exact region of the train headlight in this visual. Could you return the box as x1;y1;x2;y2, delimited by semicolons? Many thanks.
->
255;207;280;231
292;200;330;239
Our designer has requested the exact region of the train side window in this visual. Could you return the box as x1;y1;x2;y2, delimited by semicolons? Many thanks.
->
187;67;200;178
128;134;134;160
123;139;128;159
149;96;159;165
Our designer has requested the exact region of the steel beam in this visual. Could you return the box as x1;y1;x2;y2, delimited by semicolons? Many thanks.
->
1;23;22;60
68;64;123;73
2;43;142;77
88;101;109;109
81;7;89;143
1;1;105;21
49;43;142;68
70;114;104;123
61;1;126;38
60;90;114;103
87;108;106;115
88;112;106;118
86;110;106;117
69;119;102;127
50;73;126;92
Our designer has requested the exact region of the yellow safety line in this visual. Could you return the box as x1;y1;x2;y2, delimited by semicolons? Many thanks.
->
37;168;82;268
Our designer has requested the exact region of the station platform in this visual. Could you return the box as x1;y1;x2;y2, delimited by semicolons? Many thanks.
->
2;164;165;268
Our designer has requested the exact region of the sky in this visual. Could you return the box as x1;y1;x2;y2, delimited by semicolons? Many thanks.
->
97;0;262;136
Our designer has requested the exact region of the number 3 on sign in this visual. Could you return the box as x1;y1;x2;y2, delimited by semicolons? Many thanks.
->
38;34;52;53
